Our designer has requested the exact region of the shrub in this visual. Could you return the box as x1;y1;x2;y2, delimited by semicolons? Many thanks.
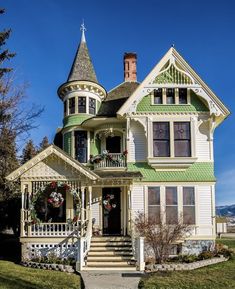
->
198;251;214;260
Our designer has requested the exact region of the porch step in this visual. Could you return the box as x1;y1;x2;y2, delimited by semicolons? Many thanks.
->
84;236;136;271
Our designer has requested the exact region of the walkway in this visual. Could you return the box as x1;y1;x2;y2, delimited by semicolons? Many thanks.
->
81;271;142;289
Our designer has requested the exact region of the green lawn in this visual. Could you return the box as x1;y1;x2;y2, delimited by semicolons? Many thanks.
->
139;239;235;289
0;261;81;289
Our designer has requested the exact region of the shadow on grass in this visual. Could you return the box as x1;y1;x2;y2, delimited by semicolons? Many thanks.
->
0;233;21;263
0;274;50;289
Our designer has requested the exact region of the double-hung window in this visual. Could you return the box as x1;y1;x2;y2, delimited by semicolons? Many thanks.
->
183;187;195;224
153;122;170;157
89;98;96;115
148;187;160;223
166;187;178;224
174;122;191;157
78;97;86;113
69;97;75;114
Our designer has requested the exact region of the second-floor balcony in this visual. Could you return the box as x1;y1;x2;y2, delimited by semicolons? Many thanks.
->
90;152;127;170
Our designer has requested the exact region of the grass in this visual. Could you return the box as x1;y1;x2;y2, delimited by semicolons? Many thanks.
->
139;238;235;289
0;261;81;289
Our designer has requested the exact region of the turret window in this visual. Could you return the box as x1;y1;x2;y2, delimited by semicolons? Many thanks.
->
64;100;67;116
69;97;75;114
75;131;87;163
78;97;86;113
89;98;96;115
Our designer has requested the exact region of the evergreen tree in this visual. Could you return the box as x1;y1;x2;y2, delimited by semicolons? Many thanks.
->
0;8;43;196
21;139;37;164
38;136;50;152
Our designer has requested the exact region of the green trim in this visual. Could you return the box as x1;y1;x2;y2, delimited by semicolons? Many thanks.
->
63;132;72;156
63;114;92;128
90;132;101;156
127;162;216;182
136;91;209;112
154;64;193;85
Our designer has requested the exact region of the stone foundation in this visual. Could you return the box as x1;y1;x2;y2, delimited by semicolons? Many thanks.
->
182;240;215;255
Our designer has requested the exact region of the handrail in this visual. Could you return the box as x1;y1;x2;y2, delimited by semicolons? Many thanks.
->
94;153;126;169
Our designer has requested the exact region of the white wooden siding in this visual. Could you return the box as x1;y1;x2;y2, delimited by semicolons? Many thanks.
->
91;188;101;227
196;122;211;161
129;120;147;162
131;185;144;216
197;186;212;226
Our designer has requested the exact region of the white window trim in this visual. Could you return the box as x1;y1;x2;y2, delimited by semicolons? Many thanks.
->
148;117;197;170
151;88;191;106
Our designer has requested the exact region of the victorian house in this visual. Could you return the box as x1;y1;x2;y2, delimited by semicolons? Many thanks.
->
6;26;230;271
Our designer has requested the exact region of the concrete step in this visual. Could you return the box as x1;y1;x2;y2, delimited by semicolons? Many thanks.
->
88;251;133;256
86;261;134;267
90;242;132;247
91;237;131;242
83;266;137;271
89;246;132;251
87;256;133;262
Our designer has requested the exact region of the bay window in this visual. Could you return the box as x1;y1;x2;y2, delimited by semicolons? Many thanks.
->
166;187;178;224
183;187;195;225
148;187;160;223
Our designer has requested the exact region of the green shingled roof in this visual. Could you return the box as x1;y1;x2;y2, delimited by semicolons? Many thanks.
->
136;91;209;112
127;162;215;182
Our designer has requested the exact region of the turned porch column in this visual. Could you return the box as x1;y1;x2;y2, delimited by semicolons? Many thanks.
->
81;186;85;236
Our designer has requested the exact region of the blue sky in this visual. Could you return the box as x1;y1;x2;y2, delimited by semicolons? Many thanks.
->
2;0;235;205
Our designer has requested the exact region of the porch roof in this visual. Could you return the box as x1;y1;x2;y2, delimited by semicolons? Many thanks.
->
95;171;143;179
6;145;100;182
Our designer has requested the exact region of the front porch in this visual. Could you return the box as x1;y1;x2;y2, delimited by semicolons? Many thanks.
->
6;145;143;270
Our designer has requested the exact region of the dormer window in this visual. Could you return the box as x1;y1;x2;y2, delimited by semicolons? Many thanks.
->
153;89;163;104
179;88;188;104
69;97;75;114
89;98;96;115
78;97;86;113
166;88;175;104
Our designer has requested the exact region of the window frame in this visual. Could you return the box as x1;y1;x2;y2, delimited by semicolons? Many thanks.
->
68;97;75;114
78;96;86;113
174;122;191;157
153;122;170;157
165;186;178;224
183;187;195;225
148;187;161;223
89;97;96;115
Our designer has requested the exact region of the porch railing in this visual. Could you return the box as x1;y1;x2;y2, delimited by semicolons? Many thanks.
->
30;223;80;237
94;153;126;169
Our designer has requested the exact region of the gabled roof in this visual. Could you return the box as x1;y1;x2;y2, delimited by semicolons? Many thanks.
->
6;145;99;181
117;47;230;124
67;30;98;83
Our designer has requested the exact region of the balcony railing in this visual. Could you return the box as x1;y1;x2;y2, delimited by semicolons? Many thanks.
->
93;153;127;169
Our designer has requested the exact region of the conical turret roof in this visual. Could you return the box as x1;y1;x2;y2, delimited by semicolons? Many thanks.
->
67;24;98;83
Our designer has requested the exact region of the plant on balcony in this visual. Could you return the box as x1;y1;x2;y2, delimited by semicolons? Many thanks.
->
89;150;128;165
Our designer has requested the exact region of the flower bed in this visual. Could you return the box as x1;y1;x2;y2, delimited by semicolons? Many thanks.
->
145;256;228;272
21;261;75;273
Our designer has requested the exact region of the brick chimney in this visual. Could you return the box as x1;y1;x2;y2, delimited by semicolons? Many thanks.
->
124;52;137;82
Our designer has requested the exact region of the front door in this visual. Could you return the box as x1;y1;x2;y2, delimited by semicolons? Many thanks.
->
102;188;121;235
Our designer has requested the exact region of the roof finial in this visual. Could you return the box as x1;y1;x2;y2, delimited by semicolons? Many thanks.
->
80;20;86;43
171;43;175;48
